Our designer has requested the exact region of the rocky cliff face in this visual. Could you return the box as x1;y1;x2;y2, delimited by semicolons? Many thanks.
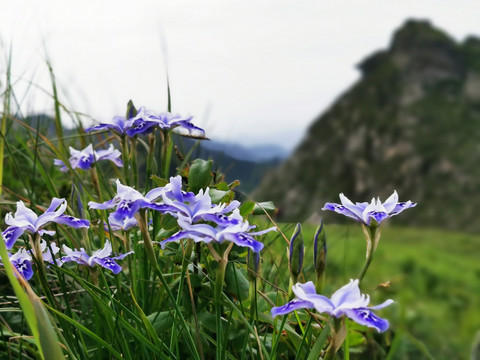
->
256;20;480;231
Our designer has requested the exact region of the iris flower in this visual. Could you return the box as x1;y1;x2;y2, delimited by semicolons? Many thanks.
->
61;240;133;274
271;280;393;332
126;107;205;138
322;191;416;227
160;209;275;253
54;144;123;172
2;198;90;249
88;179;177;228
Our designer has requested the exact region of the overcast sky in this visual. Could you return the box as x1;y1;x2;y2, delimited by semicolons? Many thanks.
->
2;1;480;150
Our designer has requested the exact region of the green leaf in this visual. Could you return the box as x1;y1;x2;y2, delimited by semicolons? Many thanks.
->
188;159;213;193
147;311;174;335
239;201;255;217
209;188;233;204
151;175;169;187
253;201;276;215
225;263;249;301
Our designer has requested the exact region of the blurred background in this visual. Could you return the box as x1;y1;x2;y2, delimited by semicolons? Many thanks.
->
2;1;480;359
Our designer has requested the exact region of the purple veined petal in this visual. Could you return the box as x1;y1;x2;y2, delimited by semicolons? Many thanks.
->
111;199;143;222
61;245;90;266
342;308;390;333
88;197;119;210
330;279;367;308
382;190;399;213
221;200;241;214
390;201;417;216
38;229;56;237
339;193;367;219
9;248;34;280
91;257;123;274
248;226;277;236
45;198;67;213
90;240;113;260
362;198;388;226
144;203;179;214
7;201;38;227
2;227;25;249
199;213;241;226
11;257;34;280
221;232;264;253
322;202;362;222
115;180;145;201
271;299;314;318
125;118;157;136
292;282;334;313
159;230;194;249
53;159;68;172
36;198;68;229
112;251;134;260
55;215;90;228
368;299;394;310
76;154;94;170
106;214;138;231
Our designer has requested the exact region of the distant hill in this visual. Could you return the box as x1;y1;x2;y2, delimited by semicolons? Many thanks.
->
255;19;480;231
176;138;284;194
200;140;289;162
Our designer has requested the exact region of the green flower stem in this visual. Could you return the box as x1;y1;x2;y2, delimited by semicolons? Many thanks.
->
357;225;380;284
135;211;201;360
323;317;344;360
130;137;138;188
145;133;156;191
30;235;56;307
206;242;234;360
89;167;102;200
161;130;173;179
215;258;228;360
120;135;130;185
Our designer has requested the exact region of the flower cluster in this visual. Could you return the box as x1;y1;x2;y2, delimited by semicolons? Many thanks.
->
86;107;205;138
54;144;123;172
1;199;132;280
90;175;275;253
272;279;393;333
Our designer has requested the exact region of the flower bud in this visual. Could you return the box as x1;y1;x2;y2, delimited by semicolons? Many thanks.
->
288;223;304;281
313;220;327;279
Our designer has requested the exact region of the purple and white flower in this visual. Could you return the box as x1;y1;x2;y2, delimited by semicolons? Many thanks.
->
126;107;205;138
54;144;123;172
2;198;90;249
322;191;416;227
160;209;275;253
88;179;177;228
62;240;133;274
271;279;394;333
